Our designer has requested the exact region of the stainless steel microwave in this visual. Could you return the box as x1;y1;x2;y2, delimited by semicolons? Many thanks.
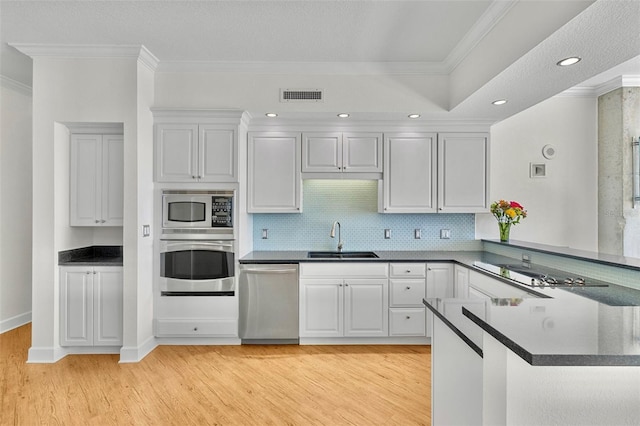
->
161;190;234;240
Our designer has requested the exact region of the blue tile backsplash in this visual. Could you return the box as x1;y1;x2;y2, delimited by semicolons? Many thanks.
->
252;180;479;251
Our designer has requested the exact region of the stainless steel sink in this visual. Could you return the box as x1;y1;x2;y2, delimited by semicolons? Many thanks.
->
307;251;379;259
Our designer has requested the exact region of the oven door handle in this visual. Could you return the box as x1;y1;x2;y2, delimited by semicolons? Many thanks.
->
161;241;234;252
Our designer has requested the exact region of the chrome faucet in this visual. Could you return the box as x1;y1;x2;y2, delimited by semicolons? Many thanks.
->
330;221;344;252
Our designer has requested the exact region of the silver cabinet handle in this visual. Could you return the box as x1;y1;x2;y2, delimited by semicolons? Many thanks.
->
241;268;297;274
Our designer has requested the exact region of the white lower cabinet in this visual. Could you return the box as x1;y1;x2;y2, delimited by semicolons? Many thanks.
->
454;264;470;298
425;263;454;339
60;266;123;347
388;263;426;337
299;263;389;338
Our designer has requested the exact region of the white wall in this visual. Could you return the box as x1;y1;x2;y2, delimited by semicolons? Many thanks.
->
0;79;33;333
477;95;598;251
154;72;449;114
120;59;156;362
28;56;148;362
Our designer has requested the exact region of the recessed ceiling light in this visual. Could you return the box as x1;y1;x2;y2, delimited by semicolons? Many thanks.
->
337;113;350;118
408;114;421;119
557;56;581;67
492;99;507;106
265;112;278;118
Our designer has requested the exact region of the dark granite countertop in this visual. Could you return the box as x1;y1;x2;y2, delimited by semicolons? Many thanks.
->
240;250;500;267
58;246;123;266
483;239;640;271
424;295;640;367
240;249;640;366
424;259;640;367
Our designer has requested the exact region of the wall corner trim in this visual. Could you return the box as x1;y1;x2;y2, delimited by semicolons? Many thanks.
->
119;336;158;363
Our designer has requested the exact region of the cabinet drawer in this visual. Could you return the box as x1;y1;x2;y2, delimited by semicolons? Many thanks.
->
389;279;426;306
389;263;426;278
389;308;426;336
300;262;388;278
155;319;237;337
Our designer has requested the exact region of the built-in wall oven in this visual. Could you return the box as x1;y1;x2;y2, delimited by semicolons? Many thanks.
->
159;190;236;296
159;240;235;296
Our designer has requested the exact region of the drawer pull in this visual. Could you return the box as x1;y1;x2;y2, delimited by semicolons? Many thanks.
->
406;316;411;320
193;327;198;331
406;286;411;290
405;270;411;273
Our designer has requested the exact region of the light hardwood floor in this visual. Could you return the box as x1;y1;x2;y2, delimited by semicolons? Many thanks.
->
1;324;431;425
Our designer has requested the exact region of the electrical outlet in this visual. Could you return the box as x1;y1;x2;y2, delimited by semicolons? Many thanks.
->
262;229;268;239
522;253;531;262
440;229;451;239
414;229;421;239
142;224;150;237
384;229;391;239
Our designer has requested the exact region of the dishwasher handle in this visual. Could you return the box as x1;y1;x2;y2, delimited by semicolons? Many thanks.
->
241;267;298;274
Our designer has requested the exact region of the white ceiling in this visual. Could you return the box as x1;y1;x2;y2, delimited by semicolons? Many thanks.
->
1;0;639;123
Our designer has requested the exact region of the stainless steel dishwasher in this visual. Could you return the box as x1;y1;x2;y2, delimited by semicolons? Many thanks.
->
238;264;299;344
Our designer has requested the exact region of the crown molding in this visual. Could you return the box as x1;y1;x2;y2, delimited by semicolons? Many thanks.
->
443;0;518;73
594;75;640;97
555;86;597;98
9;44;158;71
156;60;446;75
0;75;32;96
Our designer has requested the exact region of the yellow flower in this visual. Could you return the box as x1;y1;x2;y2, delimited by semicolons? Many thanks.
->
505;208;516;218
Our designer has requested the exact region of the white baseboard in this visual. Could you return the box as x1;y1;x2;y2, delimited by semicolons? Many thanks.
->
0;311;32;334
299;336;430;345
119;335;158;363
27;346;67;363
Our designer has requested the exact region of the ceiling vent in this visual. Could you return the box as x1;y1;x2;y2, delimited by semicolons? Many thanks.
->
280;88;323;102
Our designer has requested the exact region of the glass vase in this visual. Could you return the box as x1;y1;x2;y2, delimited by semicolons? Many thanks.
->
498;221;511;242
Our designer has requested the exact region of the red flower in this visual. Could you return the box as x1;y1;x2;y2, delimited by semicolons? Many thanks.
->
509;201;523;209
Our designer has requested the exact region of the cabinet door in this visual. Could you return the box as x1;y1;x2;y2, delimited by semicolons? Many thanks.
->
299;279;343;337
248;132;301;213
302;132;342;172
101;135;124;226
343;133;382;172
60;268;93;346
93;267;123;346
199;126;237;182
382;133;437;213
155;124;198;182
426;263;453;339
426;263;454;299
344;279;389;337
454;264;470;298
70;134;102;226
437;133;489;213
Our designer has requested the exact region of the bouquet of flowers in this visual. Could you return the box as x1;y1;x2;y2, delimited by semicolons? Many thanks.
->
490;200;527;241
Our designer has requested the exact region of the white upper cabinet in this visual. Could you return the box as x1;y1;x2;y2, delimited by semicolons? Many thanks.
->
380;133;437;213
437;133;489;213
70;133;123;226
155;123;237;183
302;132;382;175
248;132;302;213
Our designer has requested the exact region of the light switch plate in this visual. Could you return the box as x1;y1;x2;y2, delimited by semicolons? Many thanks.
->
414;229;421;239
142;224;150;237
384;229;391;239
262;229;269;239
